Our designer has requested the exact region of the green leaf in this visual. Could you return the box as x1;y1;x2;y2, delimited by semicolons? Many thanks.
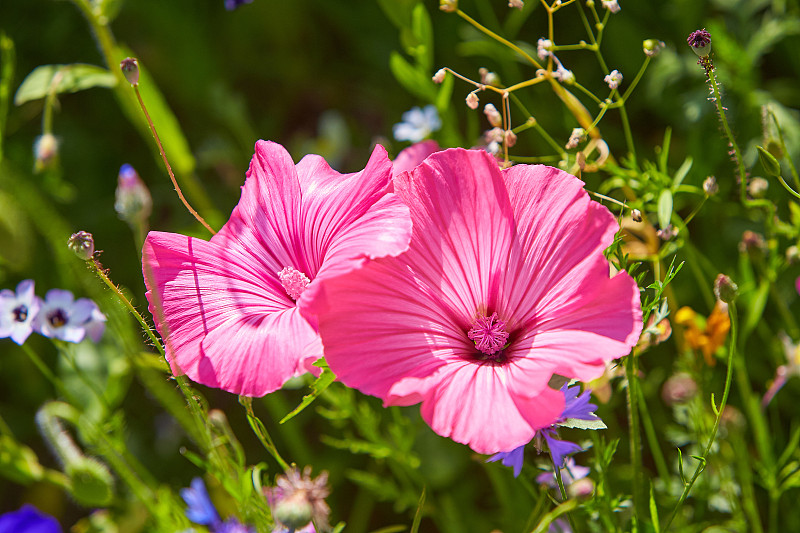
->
672;156;693;190
14;64;116;105
410;487;426;533
657;189;673;230
280;360;337;424
410;3;433;73
389;51;435;102
649;484;660;533
558;416;607;430
531;499;579;533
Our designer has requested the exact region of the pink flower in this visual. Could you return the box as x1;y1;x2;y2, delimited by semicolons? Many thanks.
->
308;148;642;454
392;140;440;178
142;141;412;396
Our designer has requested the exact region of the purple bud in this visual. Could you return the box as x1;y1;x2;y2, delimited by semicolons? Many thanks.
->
115;164;152;224
687;29;712;57
120;58;139;86
714;273;738;304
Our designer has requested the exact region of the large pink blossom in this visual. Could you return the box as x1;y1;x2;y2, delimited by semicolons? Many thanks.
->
142;141;412;396
308;148;642;454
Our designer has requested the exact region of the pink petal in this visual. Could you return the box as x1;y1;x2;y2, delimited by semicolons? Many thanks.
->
409;361;563;454
143;231;321;396
213;140;306;276
392;140;440;178
393;148;516;317
308;259;456;400
500;164;641;371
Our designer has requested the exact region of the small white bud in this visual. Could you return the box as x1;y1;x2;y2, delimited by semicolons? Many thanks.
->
483;104;502;127
466;92;479;110
432;68;447;84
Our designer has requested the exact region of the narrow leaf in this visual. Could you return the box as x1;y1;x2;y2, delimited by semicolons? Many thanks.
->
672;156;693;190
280;361;337;424
410;487;426;533
657;189;673;230
650;484;660;533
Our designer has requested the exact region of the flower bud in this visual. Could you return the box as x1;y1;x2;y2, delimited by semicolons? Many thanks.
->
568;477;595;500
439;0;457;12
601;0;620;13
466;92;479;110
566;128;585;150
432;68;447;84
739;230;766;255
505;130;517;147
757;145;781;177
484;104;502;127
0;435;44;484
643;39;665;57
703;176;718;195
273;491;314;530
66;456;114;507
661;373;698;405
115;164;152;224
713;274;738;304
786;245;800;265
631;208;643;222
120;57;139;86
508;0;524;8
687;29;712;58
34;133;59;172
657;225;677;241
68;231;95;261
748;177;769;198
479;67;499;86
604;69;623;90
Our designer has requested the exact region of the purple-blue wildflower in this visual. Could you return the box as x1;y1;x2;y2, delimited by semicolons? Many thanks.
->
0;505;62;533
487;383;599;476
224;0;253;10
0;280;40;345
181;477;255;533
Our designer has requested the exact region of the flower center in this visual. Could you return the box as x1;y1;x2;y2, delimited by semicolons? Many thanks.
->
467;312;509;356
278;267;311;301
48;309;68;328
12;305;28;322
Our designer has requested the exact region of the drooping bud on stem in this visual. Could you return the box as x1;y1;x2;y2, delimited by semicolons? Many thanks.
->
120;57;139;86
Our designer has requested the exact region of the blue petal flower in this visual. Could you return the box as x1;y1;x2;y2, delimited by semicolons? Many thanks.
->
392;105;441;142
225;0;253;10
541;428;583;468
559;384;598;421
181;477;221;526
0;505;62;533
487;444;525;478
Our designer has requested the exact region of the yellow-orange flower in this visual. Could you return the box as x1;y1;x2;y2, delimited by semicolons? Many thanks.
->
675;302;730;366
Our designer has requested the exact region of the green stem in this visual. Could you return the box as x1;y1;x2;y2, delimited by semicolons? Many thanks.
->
21;344;79;404
624;351;645;518
705;62;747;204
663;302;739;530
637;384;671;484
239;396;289;471
456;9;542;69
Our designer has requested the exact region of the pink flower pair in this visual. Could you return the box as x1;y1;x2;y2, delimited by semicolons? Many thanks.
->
143;140;641;454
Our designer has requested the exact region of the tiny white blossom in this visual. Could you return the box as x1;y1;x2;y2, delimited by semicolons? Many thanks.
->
508;0;524;8
484;127;505;144
432;68;447;84
602;0;620;13
604;69;623;90
555;65;574;84
537;38;553;61
0;280;40;345
466;92;480;110
566;128;585;149
483;104;502;127
505;130;517;147
392;105;442;143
